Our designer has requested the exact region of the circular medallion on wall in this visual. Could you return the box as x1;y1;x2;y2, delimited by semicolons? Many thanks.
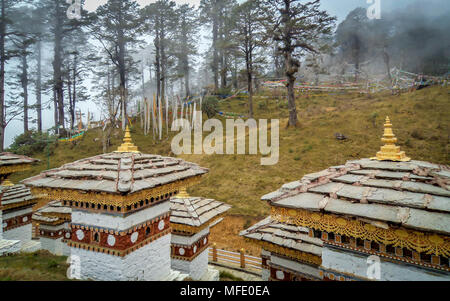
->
193;245;197;253
276;270;284;280
76;229;84;241
65;232;71;239
58;231;62;235
131;232;139;243
203;238;207;245
107;235;116;247
22;216;28;222
179;248;185;256
41;231;44;235
51;233;54;236
158;220;165;231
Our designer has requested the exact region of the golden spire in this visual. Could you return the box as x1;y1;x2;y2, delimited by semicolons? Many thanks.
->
1;179;14;187
176;187;190;199
115;125;140;153
371;116;411;162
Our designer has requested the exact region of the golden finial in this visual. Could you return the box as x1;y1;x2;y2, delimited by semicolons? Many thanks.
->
371;116;411;162
176;187;190;199
1;179;14;187
115;125;140;153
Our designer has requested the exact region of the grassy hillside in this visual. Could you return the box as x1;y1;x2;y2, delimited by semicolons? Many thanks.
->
11;86;450;219
0;251;69;281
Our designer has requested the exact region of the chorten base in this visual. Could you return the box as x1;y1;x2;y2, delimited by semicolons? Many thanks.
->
0;239;21;256
21;240;41;253
200;267;220;281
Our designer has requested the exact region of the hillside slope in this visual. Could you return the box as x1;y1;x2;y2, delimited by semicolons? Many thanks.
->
11;86;449;219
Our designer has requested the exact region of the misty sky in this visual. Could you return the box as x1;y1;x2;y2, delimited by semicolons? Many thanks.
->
4;0;448;148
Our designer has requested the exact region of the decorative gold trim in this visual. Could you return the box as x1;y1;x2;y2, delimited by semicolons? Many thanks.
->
0;199;37;211
29;175;203;206
271;206;450;257
245;238;322;266
0;164;32;176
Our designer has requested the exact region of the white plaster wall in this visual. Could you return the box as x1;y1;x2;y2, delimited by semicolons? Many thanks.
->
271;254;321;279
171;248;209;280
171;227;210;246
70;234;171;281
40;237;70;256
72;202;170;231
261;268;270;281
3;224;32;243
321;246;450;281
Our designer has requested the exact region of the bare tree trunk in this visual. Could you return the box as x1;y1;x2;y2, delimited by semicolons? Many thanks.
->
53;2;65;134
212;4;219;92
21;55;29;133
36;40;42;133
383;46;392;87
285;53;299;127
0;0;6;151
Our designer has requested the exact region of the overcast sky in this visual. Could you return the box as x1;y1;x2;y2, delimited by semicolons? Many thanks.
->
4;0;444;148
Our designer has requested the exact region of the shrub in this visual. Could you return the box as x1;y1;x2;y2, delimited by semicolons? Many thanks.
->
202;96;220;118
7;131;56;156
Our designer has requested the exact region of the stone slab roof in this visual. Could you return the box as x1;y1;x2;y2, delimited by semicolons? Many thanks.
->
0;152;38;166
262;158;450;235
32;201;71;224
240;217;323;256
170;196;231;227
22;153;208;195
0;184;35;207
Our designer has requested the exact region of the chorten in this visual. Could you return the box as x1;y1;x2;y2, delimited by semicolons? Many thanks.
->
242;117;449;281
32;201;72;256
0;153;39;255
23;127;208;281
170;188;231;280
372;116;411;162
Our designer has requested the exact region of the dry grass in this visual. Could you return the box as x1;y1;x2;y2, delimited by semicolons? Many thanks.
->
9;86;450;218
210;215;262;256
0;251;69;281
2;86;449;280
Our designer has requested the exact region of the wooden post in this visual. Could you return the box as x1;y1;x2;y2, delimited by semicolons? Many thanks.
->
240;248;245;269
212;243;217;262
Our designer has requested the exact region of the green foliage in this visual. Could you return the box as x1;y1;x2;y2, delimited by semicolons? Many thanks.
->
215;87;233;98
219;271;244;281
7;131;55;156
202;96;220;118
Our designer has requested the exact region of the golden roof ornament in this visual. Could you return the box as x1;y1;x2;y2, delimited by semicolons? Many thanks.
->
176;187;190;199
371;116;411;162
115;125;140;153
1;179;14;187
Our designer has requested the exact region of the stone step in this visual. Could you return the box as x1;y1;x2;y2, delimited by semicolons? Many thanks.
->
0;239;22;256
21;240;41;253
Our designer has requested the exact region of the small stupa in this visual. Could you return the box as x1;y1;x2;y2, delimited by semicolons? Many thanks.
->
23;127;208;281
372;116;411;162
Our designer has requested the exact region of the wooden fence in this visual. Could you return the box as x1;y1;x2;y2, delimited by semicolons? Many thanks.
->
208;243;262;273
